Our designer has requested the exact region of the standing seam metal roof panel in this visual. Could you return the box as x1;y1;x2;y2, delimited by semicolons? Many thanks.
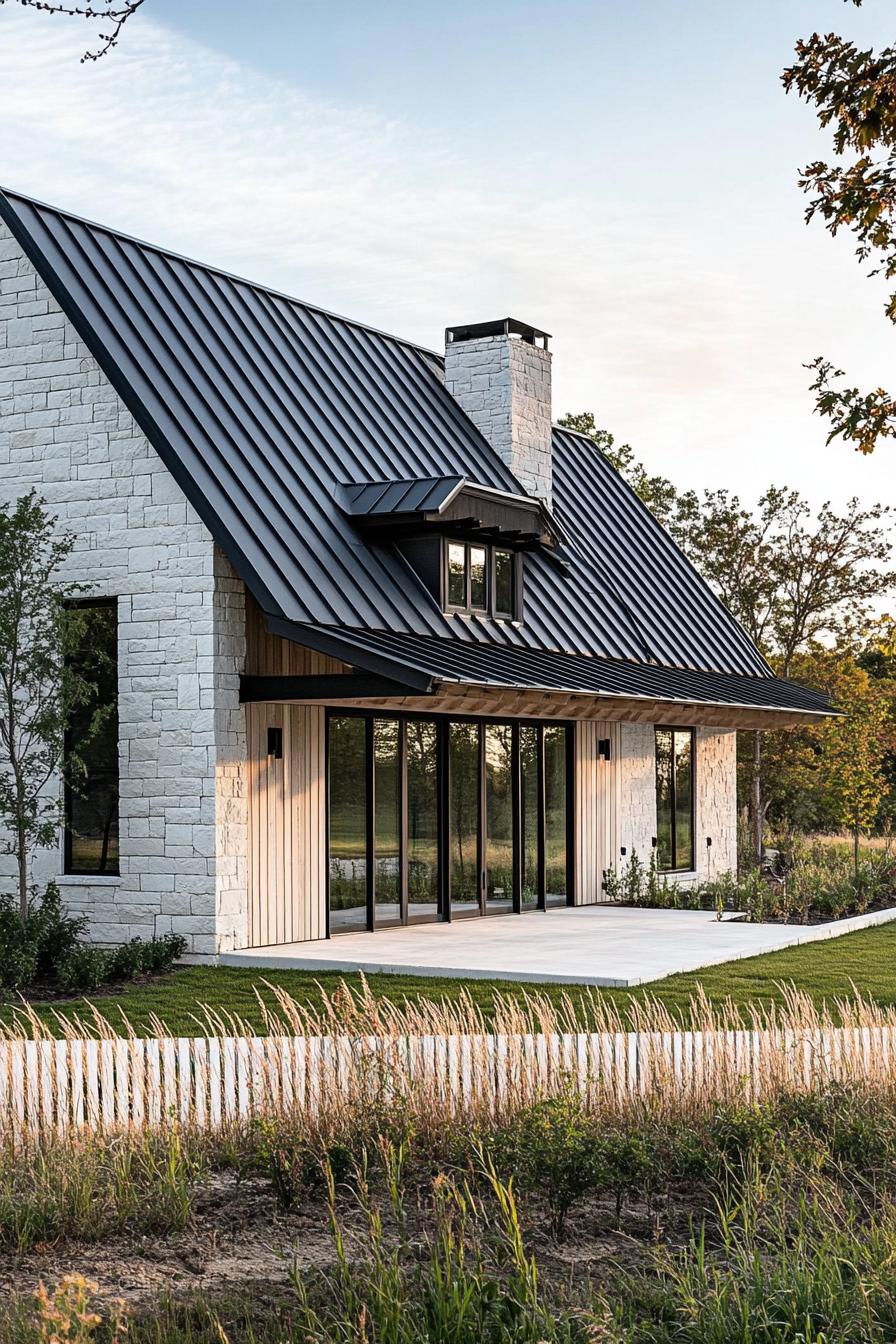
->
0;187;777;681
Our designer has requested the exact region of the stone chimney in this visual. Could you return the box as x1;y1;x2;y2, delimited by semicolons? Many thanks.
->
444;318;552;506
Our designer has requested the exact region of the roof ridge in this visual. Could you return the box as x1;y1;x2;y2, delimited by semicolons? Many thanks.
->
0;185;442;360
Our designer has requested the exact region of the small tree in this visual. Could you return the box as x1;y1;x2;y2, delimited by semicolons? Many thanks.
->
820;681;892;873
0;493;106;919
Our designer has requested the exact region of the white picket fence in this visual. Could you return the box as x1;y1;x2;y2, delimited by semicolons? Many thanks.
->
1;1025;895;1140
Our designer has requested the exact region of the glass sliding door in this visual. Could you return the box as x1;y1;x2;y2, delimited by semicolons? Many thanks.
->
373;718;401;925
448;722;481;916
406;719;439;921
543;725;569;907
484;723;514;913
327;713;574;933
328;716;369;932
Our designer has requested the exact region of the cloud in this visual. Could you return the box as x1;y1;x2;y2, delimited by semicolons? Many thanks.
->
0;7;892;506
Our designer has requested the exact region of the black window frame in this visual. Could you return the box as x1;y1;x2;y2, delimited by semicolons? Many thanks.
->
63;597;120;877
326;709;574;934
442;538;519;620
654;726;696;874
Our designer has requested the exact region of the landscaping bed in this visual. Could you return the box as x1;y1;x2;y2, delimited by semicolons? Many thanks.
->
5;1067;896;1341
607;840;896;926
0;884;185;1002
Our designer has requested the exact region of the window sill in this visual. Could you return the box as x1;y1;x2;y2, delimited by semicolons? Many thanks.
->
660;870;698;883
56;873;121;886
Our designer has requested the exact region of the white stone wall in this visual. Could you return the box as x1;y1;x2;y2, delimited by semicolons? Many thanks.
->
0;221;248;958
444;333;553;504
617;723;738;882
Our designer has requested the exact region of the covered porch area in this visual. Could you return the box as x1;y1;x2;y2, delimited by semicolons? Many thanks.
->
220;902;896;988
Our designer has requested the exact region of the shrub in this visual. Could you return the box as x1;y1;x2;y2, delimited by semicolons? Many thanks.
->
0;901;39;992
56;933;187;995
487;1092;602;1237
30;883;87;979
0;883;87;992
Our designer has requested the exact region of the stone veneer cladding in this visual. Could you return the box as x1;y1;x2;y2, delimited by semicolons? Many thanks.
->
0;221;247;958
444;332;553;504
617;724;737;883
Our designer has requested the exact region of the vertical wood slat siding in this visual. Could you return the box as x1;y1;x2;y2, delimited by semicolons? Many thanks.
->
575;721;619;904
247;702;327;947
245;596;337;946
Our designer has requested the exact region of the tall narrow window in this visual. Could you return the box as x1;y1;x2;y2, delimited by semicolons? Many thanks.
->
447;543;466;608
543;726;569;906
373;718;401;926
484;723;513;912
406;720;438;920
469;545;487;612
519;726;539;909
64;601;119;875
494;550;514;618
655;728;695;872
448;722;480;915
329;716;368;931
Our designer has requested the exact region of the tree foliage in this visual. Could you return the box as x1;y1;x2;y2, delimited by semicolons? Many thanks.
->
783;0;896;452
564;413;896;839
0;493;109;917
561;413;895;676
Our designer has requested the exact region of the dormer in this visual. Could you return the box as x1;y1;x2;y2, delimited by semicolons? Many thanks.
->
336;476;563;623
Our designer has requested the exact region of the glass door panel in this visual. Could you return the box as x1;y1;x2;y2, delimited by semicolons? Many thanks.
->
448;722;481;915
519;726;539;909
373;719;401;926
485;724;514;913
544;725;569;907
407;720;439;921
328;716;368;932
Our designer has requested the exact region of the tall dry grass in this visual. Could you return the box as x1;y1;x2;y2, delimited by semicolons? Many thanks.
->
1;979;896;1146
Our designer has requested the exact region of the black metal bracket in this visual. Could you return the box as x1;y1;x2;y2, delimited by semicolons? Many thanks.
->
240;673;428;703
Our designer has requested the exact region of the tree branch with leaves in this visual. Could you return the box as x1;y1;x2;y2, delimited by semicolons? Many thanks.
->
783;0;896;452
0;0;145;61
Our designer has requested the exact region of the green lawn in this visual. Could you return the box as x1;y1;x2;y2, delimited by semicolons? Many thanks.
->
3;922;896;1037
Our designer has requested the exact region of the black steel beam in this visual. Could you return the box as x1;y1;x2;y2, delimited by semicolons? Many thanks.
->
239;673;429;702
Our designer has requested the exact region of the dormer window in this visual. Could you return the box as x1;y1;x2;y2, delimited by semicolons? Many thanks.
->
445;539;517;619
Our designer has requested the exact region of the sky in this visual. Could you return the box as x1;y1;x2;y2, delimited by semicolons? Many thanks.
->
0;0;894;510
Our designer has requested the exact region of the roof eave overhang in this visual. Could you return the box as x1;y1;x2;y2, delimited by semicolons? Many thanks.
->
257;618;838;727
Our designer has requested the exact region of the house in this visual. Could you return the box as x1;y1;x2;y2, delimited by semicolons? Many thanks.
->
0;189;833;960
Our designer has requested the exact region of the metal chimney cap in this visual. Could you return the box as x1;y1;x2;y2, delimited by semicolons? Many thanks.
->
445;318;550;349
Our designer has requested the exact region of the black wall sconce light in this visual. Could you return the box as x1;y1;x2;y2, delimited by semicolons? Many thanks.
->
267;726;283;760
651;836;657;849
598;738;611;760
620;846;627;858
706;836;712;849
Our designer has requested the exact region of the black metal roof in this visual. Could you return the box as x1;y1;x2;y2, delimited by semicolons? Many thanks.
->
283;623;833;716
0;187;834;717
339;477;467;517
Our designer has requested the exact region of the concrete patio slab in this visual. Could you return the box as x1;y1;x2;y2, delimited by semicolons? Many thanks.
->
220;903;896;987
